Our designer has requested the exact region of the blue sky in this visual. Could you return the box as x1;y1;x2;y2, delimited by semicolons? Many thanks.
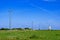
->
0;0;60;30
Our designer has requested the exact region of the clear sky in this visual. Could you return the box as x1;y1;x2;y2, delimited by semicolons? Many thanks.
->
0;0;60;30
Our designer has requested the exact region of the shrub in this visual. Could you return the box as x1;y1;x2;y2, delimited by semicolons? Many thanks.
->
29;35;39;39
12;28;23;30
0;28;9;30
24;28;32;30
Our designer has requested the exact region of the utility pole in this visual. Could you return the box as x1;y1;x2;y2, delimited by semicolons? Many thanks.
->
39;24;40;30
8;8;12;30
32;21;33;30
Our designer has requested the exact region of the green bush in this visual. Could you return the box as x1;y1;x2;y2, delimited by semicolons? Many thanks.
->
12;28;23;30
24;28;32;30
0;28;9;30
29;35;39;39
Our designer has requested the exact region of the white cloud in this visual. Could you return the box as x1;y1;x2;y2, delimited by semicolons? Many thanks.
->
43;0;56;2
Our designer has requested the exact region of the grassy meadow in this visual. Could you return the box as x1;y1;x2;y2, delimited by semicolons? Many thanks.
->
0;30;60;40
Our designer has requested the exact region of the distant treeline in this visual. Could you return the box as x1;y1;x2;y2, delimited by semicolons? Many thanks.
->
0;28;53;30
0;28;32;30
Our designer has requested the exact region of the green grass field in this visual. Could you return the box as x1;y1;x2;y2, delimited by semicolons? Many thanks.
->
0;30;60;40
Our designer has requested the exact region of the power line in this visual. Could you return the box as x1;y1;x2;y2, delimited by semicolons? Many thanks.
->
30;3;52;14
